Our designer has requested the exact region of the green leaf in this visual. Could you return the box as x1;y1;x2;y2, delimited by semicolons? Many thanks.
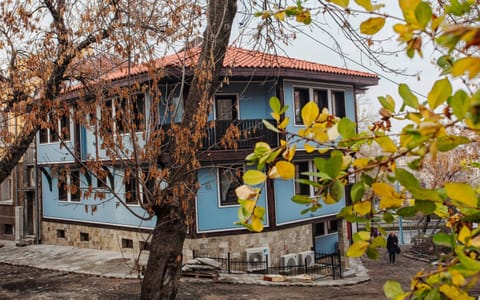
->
383;280;404;300
326;154;343;178
243;170;267;185
395;168;420;190
371;236;387;248
415;1;432;29
428;77;452;110
415;200;436;215
360;17;385;35
292;195;313;205
262;119;281;133
329;180;344;202
328;0;349;8
366;247;379;259
437;135;469;152
378;95;396;111
398;83;419;110
383;212;394;223
447;90;469;120
433;232;454;248
397;206;418;217
351;181;365;202
338;118;356;139
269;96;281;113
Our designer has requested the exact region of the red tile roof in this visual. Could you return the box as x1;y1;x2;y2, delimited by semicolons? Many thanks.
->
103;47;377;82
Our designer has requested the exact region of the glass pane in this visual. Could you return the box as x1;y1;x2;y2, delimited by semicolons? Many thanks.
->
219;165;243;205
294;88;309;124
313;89;329;113
60;114;70;140
333;91;346;118
215;96;237;120
70;171;81;202
295;161;310;196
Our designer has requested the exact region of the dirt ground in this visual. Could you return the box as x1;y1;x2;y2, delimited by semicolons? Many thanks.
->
0;247;466;300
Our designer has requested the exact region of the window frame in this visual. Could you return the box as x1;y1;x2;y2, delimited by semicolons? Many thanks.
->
0;176;13;204
124;168;155;206
292;85;347;126
58;169;81;202
214;94;239;121
101;93;146;135
313;220;338;237
217;164;244;207
294;160;316;197
39;112;72;144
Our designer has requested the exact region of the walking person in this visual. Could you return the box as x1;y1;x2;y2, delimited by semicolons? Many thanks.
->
387;232;399;264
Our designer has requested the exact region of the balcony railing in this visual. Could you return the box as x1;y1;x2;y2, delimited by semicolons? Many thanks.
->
202;119;278;150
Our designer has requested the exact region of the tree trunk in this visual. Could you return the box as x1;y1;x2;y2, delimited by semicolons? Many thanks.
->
140;0;237;299
141;208;186;300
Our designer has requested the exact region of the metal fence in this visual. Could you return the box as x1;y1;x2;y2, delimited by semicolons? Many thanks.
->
192;249;342;280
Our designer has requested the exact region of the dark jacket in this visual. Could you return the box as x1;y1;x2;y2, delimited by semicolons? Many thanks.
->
387;233;399;253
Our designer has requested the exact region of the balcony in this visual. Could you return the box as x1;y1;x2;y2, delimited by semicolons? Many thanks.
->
202;119;278;150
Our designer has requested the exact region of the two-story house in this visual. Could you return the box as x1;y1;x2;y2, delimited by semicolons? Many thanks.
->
38;47;378;266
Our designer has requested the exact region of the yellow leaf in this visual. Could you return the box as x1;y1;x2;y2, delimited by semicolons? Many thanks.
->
360;17;386;35
243;170;267;185
375;136;398;153
282;144;296;161
445;183;478;208
353;158;370;169
235;185;258;200
458;224;471;244
451;57;480;79
372;183;404;209
329;0;349;8
271;112;280;122
358;230;371;241
327;123;340;140
451;270;467;287
354;201;372;216
240;199;256;214
274;11;286;21
251;215;264;232
305;143;315;153
276;161;295;180
301;101;319;127
470;235;480;248
278;116;289;129
439;284;474;300
347;240;370;257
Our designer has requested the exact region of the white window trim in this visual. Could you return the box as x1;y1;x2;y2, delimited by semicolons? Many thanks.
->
292;85;346;127
39;110;73;144
101;93;146;136
213;93;241;120
217;164;244;208
58;170;81;202
293;160;316;197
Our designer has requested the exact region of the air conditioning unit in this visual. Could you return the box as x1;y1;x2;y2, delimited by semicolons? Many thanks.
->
298;250;315;267
280;253;298;268
245;246;269;272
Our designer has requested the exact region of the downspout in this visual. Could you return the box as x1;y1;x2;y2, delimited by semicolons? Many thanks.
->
34;135;40;243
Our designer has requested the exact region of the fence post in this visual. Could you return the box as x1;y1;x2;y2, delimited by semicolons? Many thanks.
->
331;253;336;279
337;249;342;278
265;254;269;274
193;249;196;259
228;252;231;274
304;257;307;274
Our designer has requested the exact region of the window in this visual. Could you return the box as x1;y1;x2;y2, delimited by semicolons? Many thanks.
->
124;169;154;205
294;161;311;196
80;232;89;241
293;87;347;125
121;238;134;249
218;164;243;206
58;170;81;202
96;167;113;190
102;93;145;134
4;224;13;235
57;229;66;239
314;220;338;237
39;113;71;144
0;176;12;203
215;95;238;120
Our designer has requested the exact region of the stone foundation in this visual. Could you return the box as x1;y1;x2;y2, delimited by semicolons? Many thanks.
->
42;221;314;266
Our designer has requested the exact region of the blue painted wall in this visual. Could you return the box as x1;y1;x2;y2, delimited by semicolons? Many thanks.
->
195;167;268;233
42;167;156;228
273;177;345;225
315;234;339;253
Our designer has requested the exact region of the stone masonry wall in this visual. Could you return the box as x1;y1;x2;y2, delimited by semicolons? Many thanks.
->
42;221;314;266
